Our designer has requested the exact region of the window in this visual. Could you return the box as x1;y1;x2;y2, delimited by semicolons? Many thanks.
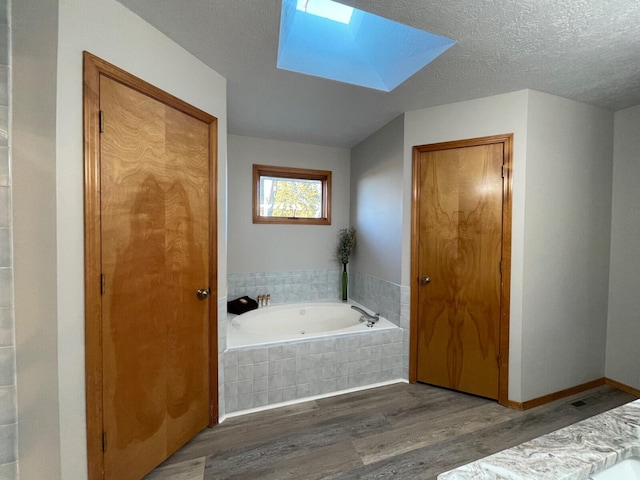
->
253;164;331;225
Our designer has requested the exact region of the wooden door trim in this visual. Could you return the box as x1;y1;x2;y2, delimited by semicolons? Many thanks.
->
409;133;513;407
83;51;219;479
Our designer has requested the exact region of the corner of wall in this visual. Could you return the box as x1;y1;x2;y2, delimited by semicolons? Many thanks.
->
12;0;63;478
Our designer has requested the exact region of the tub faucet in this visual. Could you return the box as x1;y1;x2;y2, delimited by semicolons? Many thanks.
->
351;306;380;327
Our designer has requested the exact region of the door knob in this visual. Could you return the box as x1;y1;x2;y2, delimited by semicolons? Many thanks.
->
197;288;210;300
421;277;431;285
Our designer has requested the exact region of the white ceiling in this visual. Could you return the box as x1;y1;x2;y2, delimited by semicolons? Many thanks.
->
116;0;640;148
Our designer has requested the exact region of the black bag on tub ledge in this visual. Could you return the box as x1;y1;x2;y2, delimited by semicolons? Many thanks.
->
227;296;259;315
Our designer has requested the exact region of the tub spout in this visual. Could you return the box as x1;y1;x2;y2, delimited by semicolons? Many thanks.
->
351;305;380;327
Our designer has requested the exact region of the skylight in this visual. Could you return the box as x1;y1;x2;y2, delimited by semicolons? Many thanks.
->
296;0;354;24
278;0;456;92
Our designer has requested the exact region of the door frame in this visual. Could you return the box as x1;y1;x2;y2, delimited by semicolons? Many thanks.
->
83;52;219;479
409;134;513;406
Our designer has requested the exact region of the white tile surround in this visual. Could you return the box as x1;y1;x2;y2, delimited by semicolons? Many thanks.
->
223;328;404;414
221;270;410;416
227;269;342;304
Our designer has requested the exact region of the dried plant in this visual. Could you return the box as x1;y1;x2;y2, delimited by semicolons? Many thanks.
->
337;227;356;265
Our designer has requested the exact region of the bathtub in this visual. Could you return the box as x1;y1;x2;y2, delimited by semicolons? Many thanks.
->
222;301;405;414
227;301;397;348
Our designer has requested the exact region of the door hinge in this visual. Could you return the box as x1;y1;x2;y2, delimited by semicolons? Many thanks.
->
497;354;501;366
99;111;104;133
501;165;506;178
102;432;107;452
100;274;105;295
499;260;503;275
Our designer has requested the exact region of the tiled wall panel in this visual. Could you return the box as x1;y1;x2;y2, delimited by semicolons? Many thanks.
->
0;0;16;477
223;328;404;414
228;269;341;304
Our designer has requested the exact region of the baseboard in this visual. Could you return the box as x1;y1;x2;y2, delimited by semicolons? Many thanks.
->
605;377;640;397
507;378;606;411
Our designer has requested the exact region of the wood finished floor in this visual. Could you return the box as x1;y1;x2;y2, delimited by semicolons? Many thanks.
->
144;383;637;480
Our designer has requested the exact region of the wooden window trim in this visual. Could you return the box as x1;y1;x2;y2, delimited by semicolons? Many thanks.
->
253;164;332;225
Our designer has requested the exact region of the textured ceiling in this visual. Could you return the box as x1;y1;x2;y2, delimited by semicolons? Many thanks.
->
116;0;640;148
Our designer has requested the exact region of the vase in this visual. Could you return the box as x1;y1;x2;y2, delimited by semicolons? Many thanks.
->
341;263;348;302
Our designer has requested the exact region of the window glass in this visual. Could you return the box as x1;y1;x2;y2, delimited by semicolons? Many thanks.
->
253;165;331;225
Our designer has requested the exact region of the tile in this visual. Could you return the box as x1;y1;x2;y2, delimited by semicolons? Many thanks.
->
282;357;296;373
223;365;237;383
0;423;16;464
237;350;254;366
348;349;360;363
0;0;7;26
237;393;253;410
224;382;238;399
0;66;6;107
253;376;268;393
0;272;18;311
268;359;283;375
0;107;6;147
0;385;15;425
0;346;13;386
296;369;312;385
282;386;297;401
336;362;348;378
347;336;360;350
0;25;6;67
252;348;268;363
237;364;253;380
143;456;205;480
322;365;337;380
296;383;310;398
268;345;284;361
253;391;268;407
267;389;283;404
0;187;9;227
309;353;322;366
252;362;268;378
0;147;8;187
268;374;283;390
363;358;382;374
283;372;296;388
320;351;336;365
236;379;252;396
336;351;349;364
224;395;238;413
296;342;310;357
321;379;337;394
223;351;238;368
0;462;17;480
382;342;403;357
0;307;13;347
296;355;310;371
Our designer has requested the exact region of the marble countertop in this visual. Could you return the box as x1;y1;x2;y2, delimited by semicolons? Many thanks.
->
438;398;640;480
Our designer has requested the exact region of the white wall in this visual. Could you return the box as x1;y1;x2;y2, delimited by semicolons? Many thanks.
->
606;104;640;389
14;0;228;479
520;91;613;400
404;90;615;403
227;135;350;273
350;114;404;284
12;0;61;478
404;90;529;401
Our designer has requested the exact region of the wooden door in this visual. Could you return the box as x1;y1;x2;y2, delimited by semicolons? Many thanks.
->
411;136;512;401
84;53;218;480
